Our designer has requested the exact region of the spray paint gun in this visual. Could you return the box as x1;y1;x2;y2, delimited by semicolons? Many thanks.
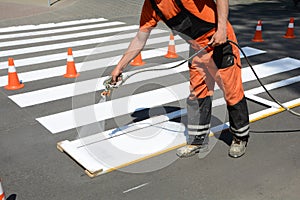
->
101;74;127;97
100;45;209;97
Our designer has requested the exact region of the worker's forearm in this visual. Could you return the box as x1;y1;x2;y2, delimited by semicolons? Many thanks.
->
215;0;229;31
116;31;150;71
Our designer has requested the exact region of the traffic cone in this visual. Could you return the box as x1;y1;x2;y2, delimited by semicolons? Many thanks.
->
0;179;6;200
64;48;79;78
283;18;296;39
164;33;178;59
5;58;24;90
252;20;264;42
130;52;145;66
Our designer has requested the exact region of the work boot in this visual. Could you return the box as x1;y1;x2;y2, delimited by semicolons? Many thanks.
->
176;135;209;158
176;144;209;158
228;135;249;158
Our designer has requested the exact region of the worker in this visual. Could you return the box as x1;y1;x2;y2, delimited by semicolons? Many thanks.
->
110;0;250;158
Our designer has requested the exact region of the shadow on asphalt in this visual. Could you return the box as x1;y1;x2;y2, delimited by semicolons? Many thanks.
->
228;0;300;97
6;194;17;200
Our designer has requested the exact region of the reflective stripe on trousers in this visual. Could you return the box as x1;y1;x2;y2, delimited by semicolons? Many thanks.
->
228;96;250;137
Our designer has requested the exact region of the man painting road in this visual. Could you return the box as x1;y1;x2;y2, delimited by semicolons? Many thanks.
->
110;0;250;158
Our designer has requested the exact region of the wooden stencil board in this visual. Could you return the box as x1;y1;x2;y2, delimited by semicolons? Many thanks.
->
58;120;187;177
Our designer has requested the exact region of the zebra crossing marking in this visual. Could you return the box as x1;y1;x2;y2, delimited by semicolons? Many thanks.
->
0;30;167;58
0;20;119;40
1;18;298;137
0;25;140;49
0;34;182;70
1;18;299;177
245;75;300;107
8;56;295;108
8;61;187;107
0;18;108;33
36;67;300;134
57;96;300;177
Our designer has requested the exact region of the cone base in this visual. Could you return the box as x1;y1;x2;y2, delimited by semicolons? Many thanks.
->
164;53;179;59
64;73;80;78
4;83;24;90
252;39;264;42
130;61;145;66
283;35;296;39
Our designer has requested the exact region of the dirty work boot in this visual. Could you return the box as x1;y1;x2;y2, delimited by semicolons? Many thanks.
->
176;144;209;158
176;135;209;158
228;135;249;158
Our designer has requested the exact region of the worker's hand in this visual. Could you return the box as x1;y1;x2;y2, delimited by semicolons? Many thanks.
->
110;67;123;84
208;28;227;47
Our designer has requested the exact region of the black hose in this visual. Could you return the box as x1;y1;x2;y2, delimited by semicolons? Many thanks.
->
114;40;300;133
121;45;209;84
227;40;300;117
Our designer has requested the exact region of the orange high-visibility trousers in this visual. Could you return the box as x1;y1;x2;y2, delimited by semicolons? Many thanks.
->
188;24;244;106
187;23;249;139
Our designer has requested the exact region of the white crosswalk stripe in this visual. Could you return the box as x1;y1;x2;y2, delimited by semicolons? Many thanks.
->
0;18;108;33
0;24;140;48
0;17;299;137
0;19;115;40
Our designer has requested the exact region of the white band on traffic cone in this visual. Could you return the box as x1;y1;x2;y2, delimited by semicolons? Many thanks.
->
67;55;74;62
169;40;175;45
256;25;262;31
8;66;16;73
288;23;294;28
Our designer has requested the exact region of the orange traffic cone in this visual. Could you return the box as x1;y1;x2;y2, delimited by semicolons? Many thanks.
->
5;58;24;90
130;52;145;66
252;20;264;42
0;179;5;200
64;48;79;78
164;33;178;59
283;17;296;39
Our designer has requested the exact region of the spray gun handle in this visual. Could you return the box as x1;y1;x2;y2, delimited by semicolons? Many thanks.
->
101;74;127;97
105;74;123;89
